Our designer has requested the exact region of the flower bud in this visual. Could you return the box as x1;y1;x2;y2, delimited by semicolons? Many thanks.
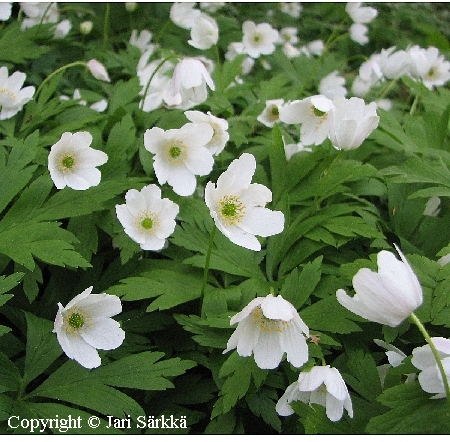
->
80;20;93;35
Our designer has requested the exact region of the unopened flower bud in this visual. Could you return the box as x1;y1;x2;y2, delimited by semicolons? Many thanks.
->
80;21;93;35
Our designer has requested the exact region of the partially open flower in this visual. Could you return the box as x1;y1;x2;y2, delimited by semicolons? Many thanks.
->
257;99;284;128
0;67;35;120
86;59;111;82
53;287;125;369
224;294;309;369
188;13;219;50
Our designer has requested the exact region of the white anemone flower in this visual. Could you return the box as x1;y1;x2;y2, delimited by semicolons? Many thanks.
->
130;29;154;54
205;153;284;251
223;294;309;369
54;19;71;39
163;57;215;110
276;365;353;422
53;286;125;369
279;2;302;18
184;110;229;156
257;99;284;128
170;2;201;29
144;123;214;197
242;21;279;59
188;13;219;50
86;59;111;83
345;2;378;24
20;2;59;30
48;131;108;190
278;27;299;45
328;96;379;151
412;337;450;399
378;47;412;80
307;40;325;56
0;2;12;21
116;184;179;251
319;71;347;99
279;95;335;146
336;245;423;327
349;23;369;45
0;67;35;120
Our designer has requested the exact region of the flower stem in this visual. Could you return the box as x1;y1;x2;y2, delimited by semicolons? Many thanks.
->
410;312;450;404
35;61;87;100
201;224;217;297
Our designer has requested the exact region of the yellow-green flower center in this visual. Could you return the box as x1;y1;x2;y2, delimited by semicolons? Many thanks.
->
68;312;85;329
141;217;153;229
252;306;289;333
0;88;17;104
313;107;326;117
164;141;187;165
219;195;245;225
170;146;181;158
62;155;75;169
63;306;92;334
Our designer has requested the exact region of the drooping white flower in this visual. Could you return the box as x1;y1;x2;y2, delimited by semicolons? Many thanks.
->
346;2;378;24
279;2;303;18
242;21;279;59
144;123;214;196
352;56;384;97
412;337;450;399
306;39;325;56
0;67;35;120
204;153;285;251
20;2;59;30
54;19;71;39
279;95;335;146
0;2;12;21
48;131;108;190
319;71;347;99
276;365;353;422
137;57;174;112
408;45;450;90
328;96;379;150
423;196;441;217
130;29;154;54
223;294;309;369
225;42;255;75
349;23;369;45
170;2;201;29
163;57;215;110
284;141;312;161
86;59;111;82
53;286;125;369
184;110;229;156
336;245;423;327
116;184;179;251
200;2;225;13
377;47;412;80
188;13;219;50
257;99;284;128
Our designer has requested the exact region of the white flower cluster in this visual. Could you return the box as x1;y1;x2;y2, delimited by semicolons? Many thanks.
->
346;2;378;45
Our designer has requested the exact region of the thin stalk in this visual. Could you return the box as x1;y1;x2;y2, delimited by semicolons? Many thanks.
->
410;312;450;405
201;224;217;297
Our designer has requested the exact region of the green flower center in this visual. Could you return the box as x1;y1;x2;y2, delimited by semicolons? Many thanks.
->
164;141;187;165
68;312;84;329
271;106;279;117
170;146;181;158
62;155;75;169
141;217;153;229
219;195;245;225
313;107;326;117
253;34;261;43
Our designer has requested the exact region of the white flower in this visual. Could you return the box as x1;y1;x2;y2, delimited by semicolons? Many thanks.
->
284;142;312;161
144;123;214;196
137;57;174;112
279;2;302;18
170;2;201;29
278;27;299;45
349;23;369;45
375;99;392;111
48;131;108;190
188;13;219;50
336;245;423;327
408;45;450;90
116;184;179;251
200;2;225;13
54;19;71;39
257;99;284;128
0;2;12;21
86;59;111;82
242;21;279;59
307;40;325;56
328;96;379;150
130;29;154;54
125;2;137;12
20;2;59;30
0;67;35;120
279;95;335;146
276;366;353;422
378;47;412;80
204;153;285;251
223;294;309;369
412;337;450;399
80;20;93;35
53;286;125;369
374;339;408;368
346;2;378;24
184;110;229;155
423;196;441;217
282;43;301;59
163;57;215;110
319;71;347;99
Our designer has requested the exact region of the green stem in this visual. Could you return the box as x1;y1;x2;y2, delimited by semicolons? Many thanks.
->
34;61;87;100
103;3;110;51
139;54;178;111
378;78;398;100
410;312;450;404
201;224;217;297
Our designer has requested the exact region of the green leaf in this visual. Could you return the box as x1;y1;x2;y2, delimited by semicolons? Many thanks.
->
0;352;22;392
23;312;62;387
246;388;281;432
366;382;450;434
269;124;288;206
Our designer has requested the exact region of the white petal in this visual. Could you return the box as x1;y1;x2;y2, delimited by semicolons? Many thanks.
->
81;317;125;350
239;207;285;237
59;331;102;369
252;330;284;369
75;293;122;318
